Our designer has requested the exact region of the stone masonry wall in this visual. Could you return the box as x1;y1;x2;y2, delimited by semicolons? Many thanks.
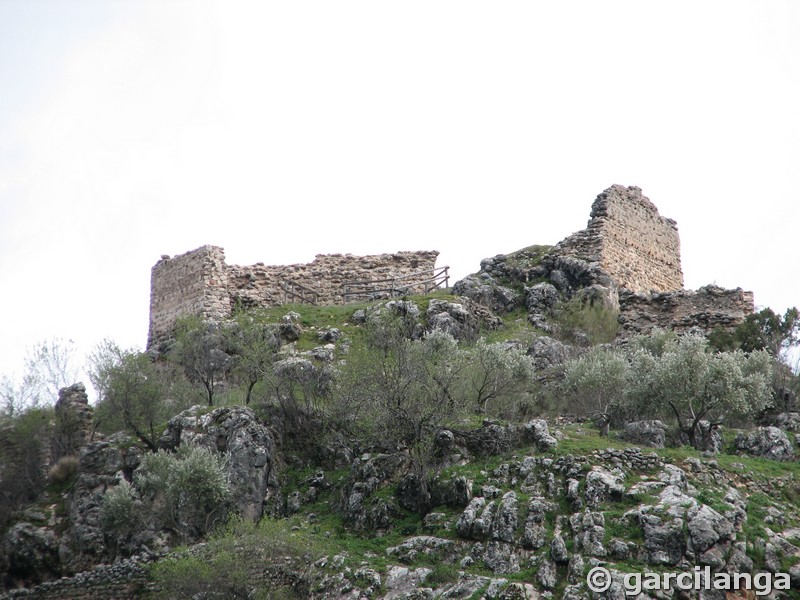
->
553;185;683;293
533;185;751;336
147;245;230;348
618;285;755;337
148;247;439;348
227;251;440;311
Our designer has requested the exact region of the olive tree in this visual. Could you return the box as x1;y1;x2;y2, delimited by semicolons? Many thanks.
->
462;338;535;415
562;346;631;435
337;312;465;513
225;317;281;405
629;335;772;449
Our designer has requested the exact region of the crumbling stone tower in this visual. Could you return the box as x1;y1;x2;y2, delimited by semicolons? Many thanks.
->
557;185;684;293
455;184;754;338
551;185;752;336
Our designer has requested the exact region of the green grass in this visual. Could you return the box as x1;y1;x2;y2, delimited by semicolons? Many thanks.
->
481;307;539;344
424;563;461;586
552;424;631;455
693;488;732;515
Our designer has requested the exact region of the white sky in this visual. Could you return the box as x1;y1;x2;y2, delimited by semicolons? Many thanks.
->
1;1;799;394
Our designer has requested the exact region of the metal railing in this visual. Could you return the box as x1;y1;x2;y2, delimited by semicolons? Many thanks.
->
342;266;450;304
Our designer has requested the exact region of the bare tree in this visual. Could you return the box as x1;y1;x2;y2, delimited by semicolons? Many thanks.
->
24;338;80;405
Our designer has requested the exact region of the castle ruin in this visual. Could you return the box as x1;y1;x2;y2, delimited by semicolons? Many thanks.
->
548;184;754;336
147;247;440;348
550;185;683;293
147;185;754;348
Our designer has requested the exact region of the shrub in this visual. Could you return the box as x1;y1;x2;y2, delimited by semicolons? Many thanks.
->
136;445;231;540
100;445;232;543
48;454;79;488
149;517;319;599
100;479;140;537
462;338;535;416
553;296;619;345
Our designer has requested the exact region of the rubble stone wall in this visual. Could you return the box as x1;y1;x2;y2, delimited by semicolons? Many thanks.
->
148;246;439;348
553;185;683;293
147;245;230;348
618;285;755;337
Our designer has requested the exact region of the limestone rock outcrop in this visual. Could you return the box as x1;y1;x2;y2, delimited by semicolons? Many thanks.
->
158;405;280;520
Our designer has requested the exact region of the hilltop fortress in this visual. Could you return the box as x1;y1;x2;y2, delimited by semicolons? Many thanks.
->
147;248;442;348
147;185;754;348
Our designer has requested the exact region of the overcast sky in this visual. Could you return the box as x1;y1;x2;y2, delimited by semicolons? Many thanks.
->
1;1;799;395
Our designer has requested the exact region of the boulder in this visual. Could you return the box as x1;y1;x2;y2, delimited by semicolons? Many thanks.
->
431;474;472;508
426;299;478;341
520;498;552;550
59;433;143;571
525;282;560;314
621;420;667;448
384;565;433;596
452;273;520;314
278;312;303;342
383;300;421;320
550;534;569;564
3;522;60;583
735;427;795;461
584;468;625;508
639;513;686;565
686;504;734;555
316;327;342;342
537;557;557;590
771;412;800;432
341;453;410;531
491;492;519;543
526;336;574;370
385;536;455;563
158;406;279;520
478;540;520;574
569;511;606;557
523;419;558;452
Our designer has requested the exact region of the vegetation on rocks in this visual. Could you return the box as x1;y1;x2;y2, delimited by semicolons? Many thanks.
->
2;282;800;598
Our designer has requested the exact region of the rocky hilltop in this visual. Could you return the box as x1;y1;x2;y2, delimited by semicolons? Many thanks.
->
1;186;797;600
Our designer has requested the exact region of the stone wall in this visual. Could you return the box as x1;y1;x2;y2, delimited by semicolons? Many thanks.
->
1;556;151;600
454;184;753;338
147;245;230;349
552;185;683;293
618;285;755;337
148;247;439;348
